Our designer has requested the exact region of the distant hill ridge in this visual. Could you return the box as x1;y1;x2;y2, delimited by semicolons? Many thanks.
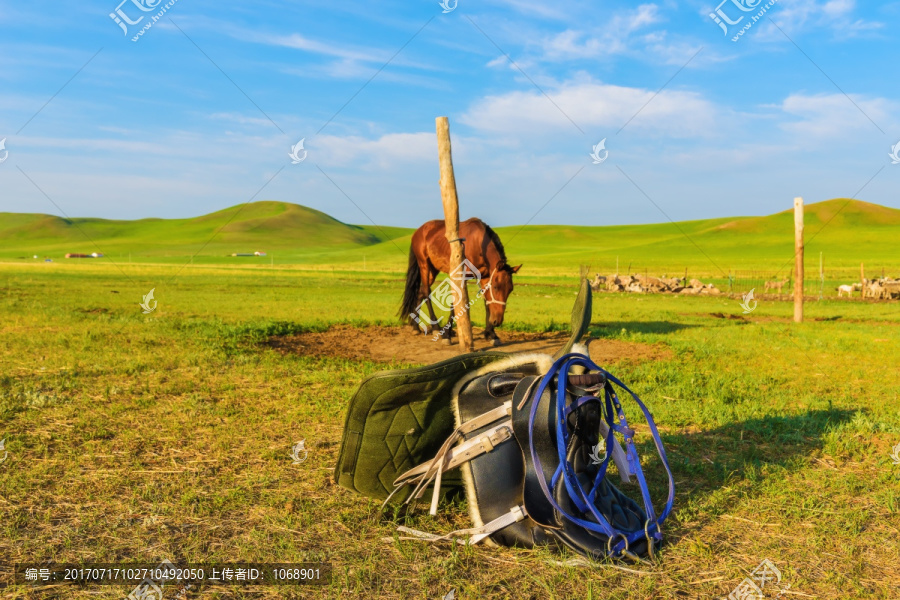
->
714;199;900;233
0;201;396;255
1;199;898;270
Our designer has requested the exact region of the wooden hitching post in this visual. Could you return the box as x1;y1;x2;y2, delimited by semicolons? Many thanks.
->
794;197;804;323
435;116;474;352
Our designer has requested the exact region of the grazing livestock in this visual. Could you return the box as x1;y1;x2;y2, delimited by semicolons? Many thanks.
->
866;281;886;300
764;278;789;294
606;276;624;292
881;279;900;299
837;284;853;297
625;282;644;293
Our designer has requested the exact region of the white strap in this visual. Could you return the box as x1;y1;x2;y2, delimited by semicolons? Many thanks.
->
391;401;511;488
390;506;526;546
383;402;513;513
483;268;507;306
599;418;633;483
423;421;513;515
427;422;512;478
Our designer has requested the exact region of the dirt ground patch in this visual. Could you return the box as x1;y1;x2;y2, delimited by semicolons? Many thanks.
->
266;325;673;366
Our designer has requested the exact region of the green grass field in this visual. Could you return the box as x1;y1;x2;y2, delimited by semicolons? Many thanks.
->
1;258;899;598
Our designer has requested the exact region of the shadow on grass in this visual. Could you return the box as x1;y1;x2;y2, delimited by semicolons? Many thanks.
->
589;321;699;336
637;408;856;519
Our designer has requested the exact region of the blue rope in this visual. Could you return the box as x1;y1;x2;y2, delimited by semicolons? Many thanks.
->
526;353;675;556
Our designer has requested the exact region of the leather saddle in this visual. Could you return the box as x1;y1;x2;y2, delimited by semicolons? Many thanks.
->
389;351;674;560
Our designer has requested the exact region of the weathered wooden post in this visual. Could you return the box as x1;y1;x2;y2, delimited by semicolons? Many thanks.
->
860;262;865;299
794;197;804;323
818;251;823;301
435;116;474;352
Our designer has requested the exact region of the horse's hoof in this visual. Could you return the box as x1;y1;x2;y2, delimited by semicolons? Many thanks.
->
492;338;503;347
442;338;453;346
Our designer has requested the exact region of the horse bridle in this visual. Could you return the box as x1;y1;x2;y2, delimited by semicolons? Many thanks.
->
482;267;507;306
449;235;507;307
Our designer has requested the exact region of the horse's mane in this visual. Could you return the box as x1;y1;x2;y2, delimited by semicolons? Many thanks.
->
482;223;507;264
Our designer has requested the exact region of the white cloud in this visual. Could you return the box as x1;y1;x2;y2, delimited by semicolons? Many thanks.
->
621;4;664;31
778;93;896;138
277;61;449;89
220;24;440;77
460;80;721;138
759;0;884;39
311;132;436;169
482;0;573;21
258;33;388;64
208;112;279;129
540;4;664;60
525;5;719;69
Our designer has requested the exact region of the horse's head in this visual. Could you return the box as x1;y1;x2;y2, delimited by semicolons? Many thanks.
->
482;262;521;327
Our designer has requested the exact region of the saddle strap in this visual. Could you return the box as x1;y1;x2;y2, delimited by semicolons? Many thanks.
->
425;421;514;515
385;401;514;514
391;506;527;546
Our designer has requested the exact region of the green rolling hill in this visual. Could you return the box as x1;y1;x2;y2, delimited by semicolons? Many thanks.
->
494;199;900;276
1;198;898;276
0;201;406;258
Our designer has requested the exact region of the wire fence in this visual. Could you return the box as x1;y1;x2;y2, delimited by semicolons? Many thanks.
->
715;269;900;300
585;266;900;301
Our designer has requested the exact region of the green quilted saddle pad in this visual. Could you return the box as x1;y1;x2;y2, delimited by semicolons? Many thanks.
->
334;352;507;501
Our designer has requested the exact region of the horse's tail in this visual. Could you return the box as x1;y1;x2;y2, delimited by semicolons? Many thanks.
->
399;248;421;322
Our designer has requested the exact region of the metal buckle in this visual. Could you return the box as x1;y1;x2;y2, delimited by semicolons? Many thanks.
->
644;519;658;560
606;532;629;557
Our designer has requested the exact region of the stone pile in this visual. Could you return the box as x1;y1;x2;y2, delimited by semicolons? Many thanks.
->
590;273;722;295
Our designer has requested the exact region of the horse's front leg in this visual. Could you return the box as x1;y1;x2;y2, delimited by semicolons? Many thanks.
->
484;298;502;346
483;299;494;340
424;295;441;335
442;297;455;345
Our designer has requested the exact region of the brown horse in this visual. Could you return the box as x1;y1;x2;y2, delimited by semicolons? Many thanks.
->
400;218;521;345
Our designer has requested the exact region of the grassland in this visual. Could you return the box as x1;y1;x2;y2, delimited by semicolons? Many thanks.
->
3;198;900;279
1;259;899;599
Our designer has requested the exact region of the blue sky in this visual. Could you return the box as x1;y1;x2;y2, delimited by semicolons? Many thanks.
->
1;0;898;227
